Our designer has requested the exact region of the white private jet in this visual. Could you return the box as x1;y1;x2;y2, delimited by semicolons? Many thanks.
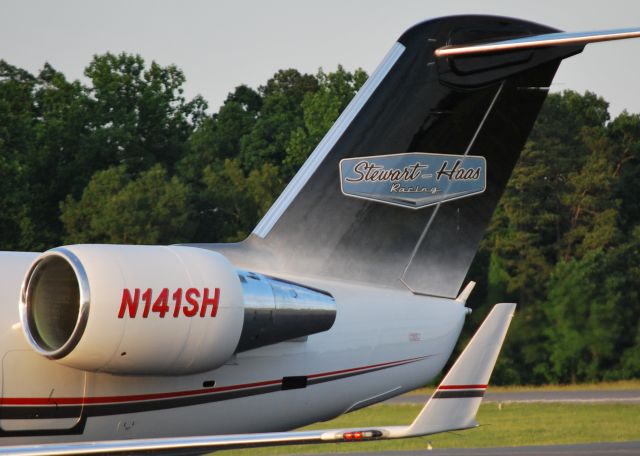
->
1;15;639;455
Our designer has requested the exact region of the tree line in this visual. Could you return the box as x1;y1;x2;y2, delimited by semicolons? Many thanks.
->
0;53;638;384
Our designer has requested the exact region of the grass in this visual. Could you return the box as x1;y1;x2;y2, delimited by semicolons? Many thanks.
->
409;379;640;395
219;402;640;455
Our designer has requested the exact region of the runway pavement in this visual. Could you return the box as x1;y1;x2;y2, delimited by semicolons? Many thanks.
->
383;389;640;405
306;440;640;456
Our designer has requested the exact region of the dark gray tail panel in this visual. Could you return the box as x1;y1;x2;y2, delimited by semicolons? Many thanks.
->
196;16;583;298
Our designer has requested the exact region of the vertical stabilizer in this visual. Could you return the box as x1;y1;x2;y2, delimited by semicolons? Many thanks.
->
207;16;584;298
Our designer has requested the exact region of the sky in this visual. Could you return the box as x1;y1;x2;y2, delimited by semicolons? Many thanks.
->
1;0;640;117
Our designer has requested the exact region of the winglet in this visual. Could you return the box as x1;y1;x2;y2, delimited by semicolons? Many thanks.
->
405;303;516;436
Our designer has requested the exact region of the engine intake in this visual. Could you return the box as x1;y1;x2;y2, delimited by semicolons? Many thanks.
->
22;250;89;358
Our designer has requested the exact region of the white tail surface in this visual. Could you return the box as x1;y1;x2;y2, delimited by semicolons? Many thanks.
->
406;303;516;436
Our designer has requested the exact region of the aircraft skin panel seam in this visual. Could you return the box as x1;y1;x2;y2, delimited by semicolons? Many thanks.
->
252;42;406;239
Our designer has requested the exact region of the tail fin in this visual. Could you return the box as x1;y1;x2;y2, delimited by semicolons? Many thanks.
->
406;303;516;436
238;15;587;298
202;17;640;299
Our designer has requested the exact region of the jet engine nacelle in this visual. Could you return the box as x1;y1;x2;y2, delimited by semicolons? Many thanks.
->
19;244;245;375
19;244;337;376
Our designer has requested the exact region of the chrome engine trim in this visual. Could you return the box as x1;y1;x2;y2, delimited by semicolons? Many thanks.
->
236;271;336;352
19;247;90;359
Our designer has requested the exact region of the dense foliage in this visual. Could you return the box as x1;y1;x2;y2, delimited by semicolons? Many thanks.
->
0;54;638;384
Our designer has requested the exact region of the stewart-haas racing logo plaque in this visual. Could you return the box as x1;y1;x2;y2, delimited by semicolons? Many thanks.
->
339;153;486;209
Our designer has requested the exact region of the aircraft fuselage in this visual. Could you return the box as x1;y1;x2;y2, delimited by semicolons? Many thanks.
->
0;251;465;445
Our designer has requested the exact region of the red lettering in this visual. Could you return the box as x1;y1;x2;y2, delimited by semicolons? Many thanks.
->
152;288;170;318
200;288;220;317
118;288;140;318
183;288;200;317
118;287;222;318
172;288;183;318
142;288;152;318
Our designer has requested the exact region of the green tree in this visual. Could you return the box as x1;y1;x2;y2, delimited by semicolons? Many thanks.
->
609;112;640;230
543;231;640;382
61;164;192;244
238;69;318;171
0;61;35;249
481;91;637;384
198;159;260;242
181;85;261;182
488;91;611;303
283;66;367;178
83;53;207;174
0;55;208;250
561;130;621;260
183;67;366;243
24;64;91;249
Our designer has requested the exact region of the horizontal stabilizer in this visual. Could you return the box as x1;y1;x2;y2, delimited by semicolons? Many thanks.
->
436;27;640;57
